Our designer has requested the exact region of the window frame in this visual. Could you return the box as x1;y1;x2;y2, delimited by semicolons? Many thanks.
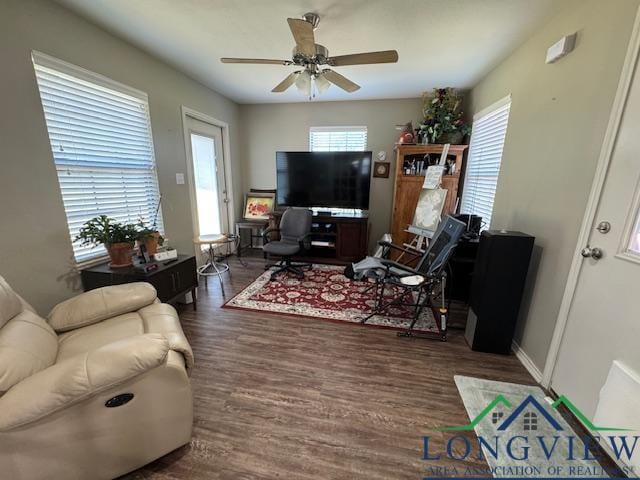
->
523;412;538;431
309;126;368;152
460;95;511;230
31;51;163;266
616;171;640;265
626;209;640;256
491;411;504;424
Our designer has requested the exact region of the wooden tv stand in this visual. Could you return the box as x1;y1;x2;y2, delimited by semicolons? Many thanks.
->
268;211;368;265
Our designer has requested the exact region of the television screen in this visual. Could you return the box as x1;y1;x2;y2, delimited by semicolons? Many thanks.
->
276;151;372;210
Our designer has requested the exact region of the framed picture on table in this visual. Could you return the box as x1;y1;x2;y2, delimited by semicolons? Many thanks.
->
243;192;275;221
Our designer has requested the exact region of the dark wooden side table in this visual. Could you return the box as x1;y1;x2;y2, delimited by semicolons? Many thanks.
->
80;254;198;310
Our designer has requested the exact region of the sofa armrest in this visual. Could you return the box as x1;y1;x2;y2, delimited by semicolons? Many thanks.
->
47;283;157;333
0;333;169;431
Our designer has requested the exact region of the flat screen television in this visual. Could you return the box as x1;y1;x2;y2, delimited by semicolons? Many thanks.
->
276;151;372;210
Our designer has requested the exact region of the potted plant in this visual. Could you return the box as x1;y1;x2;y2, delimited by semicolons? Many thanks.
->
136;222;164;256
75;215;139;267
135;196;164;256
418;88;471;144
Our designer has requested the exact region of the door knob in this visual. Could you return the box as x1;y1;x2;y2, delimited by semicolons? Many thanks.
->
596;221;611;234
581;245;603;260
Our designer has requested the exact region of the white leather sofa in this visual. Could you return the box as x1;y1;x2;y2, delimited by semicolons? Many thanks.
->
0;275;194;479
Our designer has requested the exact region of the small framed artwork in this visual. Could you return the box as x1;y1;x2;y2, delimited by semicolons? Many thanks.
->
373;161;390;178
243;192;275;221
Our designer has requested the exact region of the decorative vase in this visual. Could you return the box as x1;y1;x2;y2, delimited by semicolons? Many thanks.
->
107;242;133;268
437;131;464;145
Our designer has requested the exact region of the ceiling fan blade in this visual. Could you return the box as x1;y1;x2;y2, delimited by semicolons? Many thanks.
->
221;58;292;65
287;18;316;56
272;72;299;92
329;50;399;66
322;70;360;93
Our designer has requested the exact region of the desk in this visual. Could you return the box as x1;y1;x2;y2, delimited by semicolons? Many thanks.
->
235;220;269;257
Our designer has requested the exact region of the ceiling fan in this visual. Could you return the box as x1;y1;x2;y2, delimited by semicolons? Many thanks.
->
220;13;399;98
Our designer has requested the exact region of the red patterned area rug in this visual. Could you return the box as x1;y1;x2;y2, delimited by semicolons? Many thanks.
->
224;264;438;333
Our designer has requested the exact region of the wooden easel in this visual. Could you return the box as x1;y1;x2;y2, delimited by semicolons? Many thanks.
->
398;145;452;265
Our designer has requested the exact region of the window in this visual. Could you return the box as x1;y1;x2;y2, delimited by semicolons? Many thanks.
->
627;207;640;256
460;96;511;229
32;52;162;263
523;412;538;431
309;126;367;151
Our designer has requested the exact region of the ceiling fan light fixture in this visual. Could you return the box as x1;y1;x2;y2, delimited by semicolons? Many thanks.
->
220;13;397;97
315;73;330;93
295;70;311;96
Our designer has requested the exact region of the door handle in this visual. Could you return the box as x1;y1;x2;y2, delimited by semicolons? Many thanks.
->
596;221;611;234
581;245;603;260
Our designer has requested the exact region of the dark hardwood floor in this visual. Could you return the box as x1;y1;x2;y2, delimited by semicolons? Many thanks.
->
125;253;535;479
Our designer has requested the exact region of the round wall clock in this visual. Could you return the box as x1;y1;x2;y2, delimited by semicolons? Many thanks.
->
373;160;390;178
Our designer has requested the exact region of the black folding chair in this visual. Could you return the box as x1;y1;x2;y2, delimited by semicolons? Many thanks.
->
360;215;466;340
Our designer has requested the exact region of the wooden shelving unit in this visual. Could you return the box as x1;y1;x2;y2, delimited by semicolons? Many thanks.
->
391;144;468;247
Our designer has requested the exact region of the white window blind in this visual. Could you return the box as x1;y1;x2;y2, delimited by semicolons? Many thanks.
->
460;96;511;229
32;52;163;263
309;126;367;151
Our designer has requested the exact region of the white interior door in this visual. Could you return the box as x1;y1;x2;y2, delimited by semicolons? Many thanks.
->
551;41;640;421
185;116;229;236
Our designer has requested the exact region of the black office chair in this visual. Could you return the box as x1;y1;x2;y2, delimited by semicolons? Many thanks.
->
360;215;466;339
263;208;313;280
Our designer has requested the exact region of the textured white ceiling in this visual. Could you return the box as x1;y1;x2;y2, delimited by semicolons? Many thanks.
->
55;0;561;104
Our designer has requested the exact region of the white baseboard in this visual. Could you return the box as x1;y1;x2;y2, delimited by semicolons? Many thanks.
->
511;341;543;383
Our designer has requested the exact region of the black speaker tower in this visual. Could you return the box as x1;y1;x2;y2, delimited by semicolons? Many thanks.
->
464;230;534;354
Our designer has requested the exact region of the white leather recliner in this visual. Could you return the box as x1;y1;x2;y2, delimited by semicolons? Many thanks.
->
0;275;194;480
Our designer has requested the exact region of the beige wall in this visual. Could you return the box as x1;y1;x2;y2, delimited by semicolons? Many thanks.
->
469;0;640;372
4;0;635;368
239;99;423;249
0;0;241;313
